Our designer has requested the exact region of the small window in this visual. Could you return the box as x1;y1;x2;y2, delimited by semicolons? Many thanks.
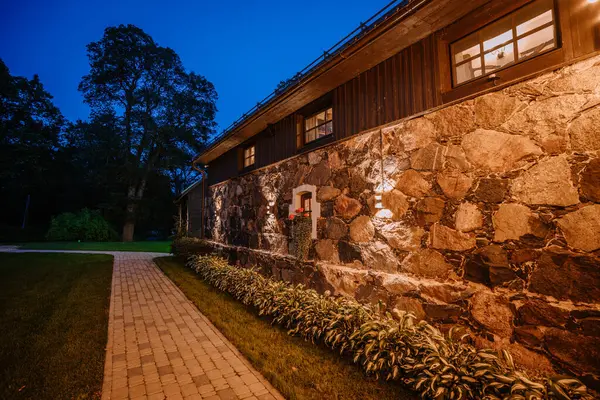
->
243;145;255;168
304;107;333;144
451;0;557;87
300;192;312;212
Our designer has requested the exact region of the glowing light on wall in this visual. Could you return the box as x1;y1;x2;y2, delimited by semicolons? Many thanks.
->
374;194;383;209
267;200;275;214
375;208;393;219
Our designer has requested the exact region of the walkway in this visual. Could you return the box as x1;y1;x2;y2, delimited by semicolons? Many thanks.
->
0;247;282;400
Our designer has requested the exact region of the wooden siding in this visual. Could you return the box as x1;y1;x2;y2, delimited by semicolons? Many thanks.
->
187;185;204;236
208;35;440;186
206;0;599;186
333;35;440;140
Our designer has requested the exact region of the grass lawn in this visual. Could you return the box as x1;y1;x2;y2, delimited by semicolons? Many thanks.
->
156;256;416;400
0;253;113;400
18;240;171;253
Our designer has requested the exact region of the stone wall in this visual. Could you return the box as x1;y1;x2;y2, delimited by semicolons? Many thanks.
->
202;55;600;388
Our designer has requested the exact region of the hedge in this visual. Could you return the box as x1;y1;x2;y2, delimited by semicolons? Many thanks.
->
186;254;591;400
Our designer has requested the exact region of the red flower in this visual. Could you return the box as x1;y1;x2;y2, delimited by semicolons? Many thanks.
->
303;213;310;217
288;214;295;220
296;207;304;213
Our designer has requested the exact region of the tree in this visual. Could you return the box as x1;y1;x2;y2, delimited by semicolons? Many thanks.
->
0;59;64;230
79;25;217;241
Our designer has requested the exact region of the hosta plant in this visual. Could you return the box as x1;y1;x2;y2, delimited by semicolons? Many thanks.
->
187;255;592;400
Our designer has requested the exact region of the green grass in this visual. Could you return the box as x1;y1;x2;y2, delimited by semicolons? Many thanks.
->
18;240;171;253
156;256;416;400
0;253;113;400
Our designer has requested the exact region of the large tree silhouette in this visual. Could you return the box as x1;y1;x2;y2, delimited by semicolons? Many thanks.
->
79;24;217;241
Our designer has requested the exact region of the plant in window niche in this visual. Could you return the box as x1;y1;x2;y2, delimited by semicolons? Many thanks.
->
289;208;312;261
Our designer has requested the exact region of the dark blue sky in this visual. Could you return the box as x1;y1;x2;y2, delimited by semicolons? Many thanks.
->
0;0;387;130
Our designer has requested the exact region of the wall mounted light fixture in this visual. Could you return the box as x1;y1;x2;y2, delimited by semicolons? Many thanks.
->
267;200;275;214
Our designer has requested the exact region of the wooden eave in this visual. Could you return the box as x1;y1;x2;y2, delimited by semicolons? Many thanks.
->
195;0;490;165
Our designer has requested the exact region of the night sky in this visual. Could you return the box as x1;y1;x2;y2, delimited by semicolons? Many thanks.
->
0;0;387;131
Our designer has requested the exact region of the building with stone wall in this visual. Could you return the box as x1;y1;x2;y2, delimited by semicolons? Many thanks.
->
179;0;600;391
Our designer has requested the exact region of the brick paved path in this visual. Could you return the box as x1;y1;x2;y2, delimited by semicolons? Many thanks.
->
0;248;282;400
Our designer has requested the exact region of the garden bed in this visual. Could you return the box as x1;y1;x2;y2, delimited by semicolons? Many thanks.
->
156;256;416;400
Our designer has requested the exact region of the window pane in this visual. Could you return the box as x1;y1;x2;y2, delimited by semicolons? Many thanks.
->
518;25;555;59
517;9;553;36
483;30;513;51
306;115;318;131
325;108;333;121
455;57;482;85
484;43;515;73
305;128;316;143
317;121;333;139
450;0;557;87
315;111;326;125
452;33;480;65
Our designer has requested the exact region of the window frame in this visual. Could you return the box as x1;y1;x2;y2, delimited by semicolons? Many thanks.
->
450;0;558;88
438;0;570;104
242;144;255;168
303;107;333;146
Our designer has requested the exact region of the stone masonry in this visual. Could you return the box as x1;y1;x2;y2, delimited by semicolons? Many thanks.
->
201;55;600;389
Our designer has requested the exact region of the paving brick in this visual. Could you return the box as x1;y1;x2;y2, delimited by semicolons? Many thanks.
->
39;251;285;400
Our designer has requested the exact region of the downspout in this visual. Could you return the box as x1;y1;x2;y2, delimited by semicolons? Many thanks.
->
192;161;207;239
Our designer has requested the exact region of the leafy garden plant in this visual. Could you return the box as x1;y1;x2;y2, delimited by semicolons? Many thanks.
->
186;254;591;400
288;208;312;261
46;209;118;241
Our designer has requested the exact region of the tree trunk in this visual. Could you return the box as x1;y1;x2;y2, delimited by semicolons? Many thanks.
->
122;215;135;242
122;186;137;242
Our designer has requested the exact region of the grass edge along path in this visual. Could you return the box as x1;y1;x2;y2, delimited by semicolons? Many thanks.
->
155;256;416;400
18;240;171;253
0;252;113;400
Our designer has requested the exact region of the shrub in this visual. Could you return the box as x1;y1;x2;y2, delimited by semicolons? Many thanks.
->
171;236;213;257
46;209;118;242
187;255;591;400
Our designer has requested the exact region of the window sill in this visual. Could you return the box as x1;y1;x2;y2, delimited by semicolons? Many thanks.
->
297;134;335;154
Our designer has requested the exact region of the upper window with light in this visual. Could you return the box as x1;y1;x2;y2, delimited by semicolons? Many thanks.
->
451;0;557;87
243;145;255;168
304;107;333;144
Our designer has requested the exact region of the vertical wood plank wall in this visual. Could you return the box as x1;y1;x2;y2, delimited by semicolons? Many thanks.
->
206;0;599;186
208;35;440;185
332;35;441;141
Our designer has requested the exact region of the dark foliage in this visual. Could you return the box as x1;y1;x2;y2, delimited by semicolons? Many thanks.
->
0;24;217;240
45;209;118;241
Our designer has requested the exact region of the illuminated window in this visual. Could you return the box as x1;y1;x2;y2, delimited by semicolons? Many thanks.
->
300;192;312;212
451;0;557;86
243;145;255;167
304;107;333;144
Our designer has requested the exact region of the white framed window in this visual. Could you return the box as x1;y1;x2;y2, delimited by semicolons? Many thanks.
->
451;0;557;86
289;184;320;239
